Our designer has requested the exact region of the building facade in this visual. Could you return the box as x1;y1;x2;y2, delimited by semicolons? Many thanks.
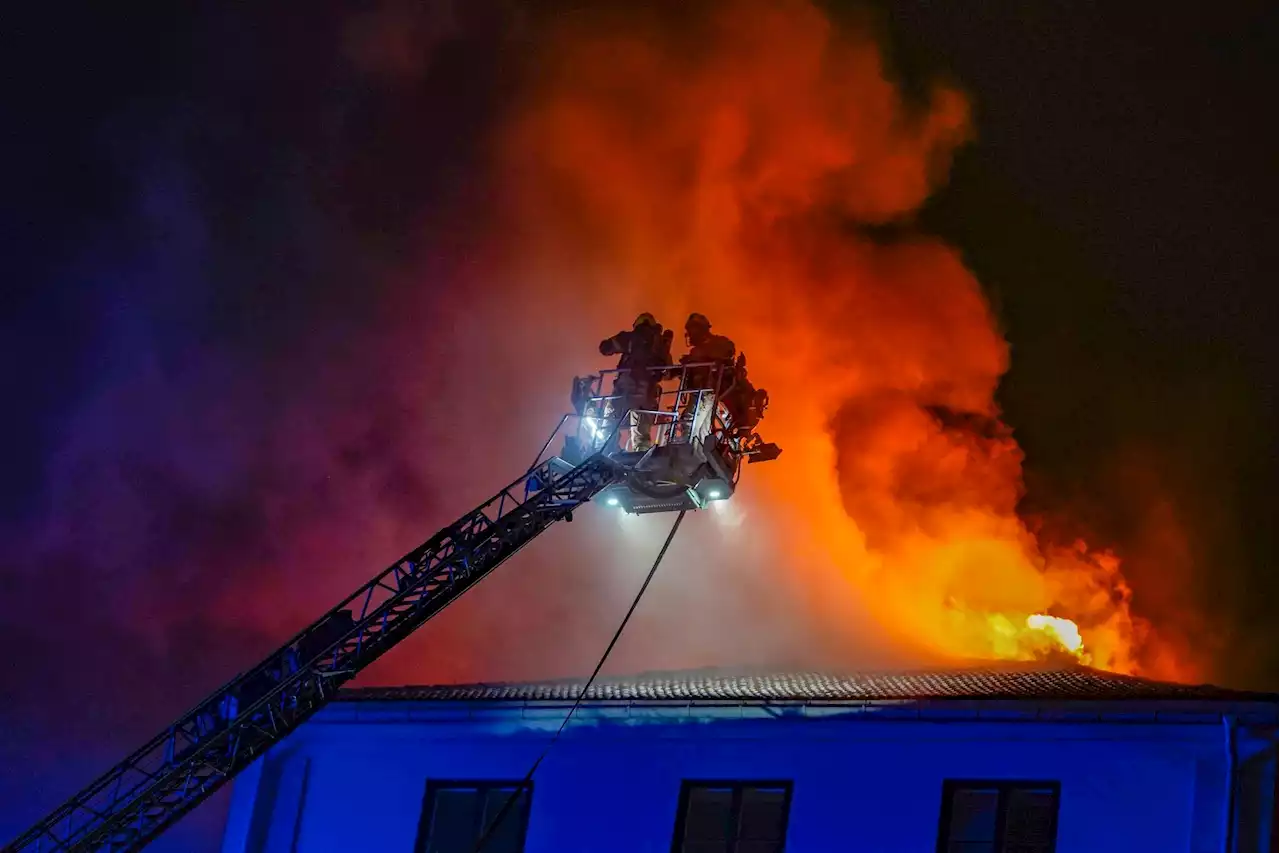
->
221;667;1277;853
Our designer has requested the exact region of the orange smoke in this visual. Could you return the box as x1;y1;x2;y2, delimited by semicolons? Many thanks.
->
489;0;1190;678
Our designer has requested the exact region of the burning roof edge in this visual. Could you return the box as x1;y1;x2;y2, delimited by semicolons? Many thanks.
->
337;663;1277;706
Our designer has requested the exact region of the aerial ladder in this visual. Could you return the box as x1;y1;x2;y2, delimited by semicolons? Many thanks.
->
5;360;780;853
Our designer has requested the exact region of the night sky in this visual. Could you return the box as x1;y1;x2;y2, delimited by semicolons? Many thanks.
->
0;1;1273;849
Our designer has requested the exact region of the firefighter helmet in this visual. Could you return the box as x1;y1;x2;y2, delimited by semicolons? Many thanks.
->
685;312;711;330
633;312;657;328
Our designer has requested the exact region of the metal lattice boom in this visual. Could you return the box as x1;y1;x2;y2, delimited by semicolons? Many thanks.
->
6;452;621;853
7;358;782;853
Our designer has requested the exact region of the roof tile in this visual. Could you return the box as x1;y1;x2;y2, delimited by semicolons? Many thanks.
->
339;664;1274;704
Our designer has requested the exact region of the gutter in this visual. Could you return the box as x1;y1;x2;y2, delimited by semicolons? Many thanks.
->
315;696;1277;727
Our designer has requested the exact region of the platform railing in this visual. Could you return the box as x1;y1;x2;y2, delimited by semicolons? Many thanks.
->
574;361;735;454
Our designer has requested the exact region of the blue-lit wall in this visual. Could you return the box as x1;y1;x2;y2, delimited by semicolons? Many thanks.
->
222;703;1276;853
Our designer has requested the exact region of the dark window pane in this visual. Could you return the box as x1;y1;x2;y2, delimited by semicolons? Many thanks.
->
738;788;787;841
684;844;731;853
940;782;1058;853
738;842;786;853
426;789;479;853
676;783;791;853
948;844;997;853
685;788;734;841
948;788;999;843
480;788;529;853
421;785;531;853
1002;789;1057;853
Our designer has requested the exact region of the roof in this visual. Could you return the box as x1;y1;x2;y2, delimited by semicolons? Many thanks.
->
340;664;1276;705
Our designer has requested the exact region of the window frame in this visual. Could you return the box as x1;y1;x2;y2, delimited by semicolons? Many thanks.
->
670;778;794;853
415;779;534;853
935;779;1061;853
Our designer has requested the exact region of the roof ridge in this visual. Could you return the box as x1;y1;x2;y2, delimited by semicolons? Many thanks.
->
378;661;1107;688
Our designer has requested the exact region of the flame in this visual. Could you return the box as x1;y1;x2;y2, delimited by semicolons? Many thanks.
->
1025;614;1085;656
490;0;1194;680
980;613;1086;663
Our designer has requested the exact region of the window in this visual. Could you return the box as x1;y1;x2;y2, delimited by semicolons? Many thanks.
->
672;781;792;853
937;780;1060;853
416;781;532;853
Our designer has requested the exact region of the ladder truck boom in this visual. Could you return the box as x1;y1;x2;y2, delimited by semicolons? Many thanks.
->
8;452;618;853
5;360;779;853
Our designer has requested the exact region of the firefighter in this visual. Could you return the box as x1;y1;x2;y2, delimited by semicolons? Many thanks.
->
598;313;672;452
723;353;750;429
722;353;769;430
676;313;736;441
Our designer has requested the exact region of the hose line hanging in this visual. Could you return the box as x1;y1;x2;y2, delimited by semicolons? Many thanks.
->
473;509;688;852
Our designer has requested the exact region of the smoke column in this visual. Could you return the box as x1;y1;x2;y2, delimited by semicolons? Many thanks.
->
4;0;1225;847
455;0;1196;679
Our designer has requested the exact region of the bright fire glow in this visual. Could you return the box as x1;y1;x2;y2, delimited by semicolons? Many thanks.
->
1026;614;1085;655
496;0;1194;681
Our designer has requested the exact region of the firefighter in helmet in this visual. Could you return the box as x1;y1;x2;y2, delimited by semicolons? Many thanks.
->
598;312;673;452
675;313;736;441
723;352;768;430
